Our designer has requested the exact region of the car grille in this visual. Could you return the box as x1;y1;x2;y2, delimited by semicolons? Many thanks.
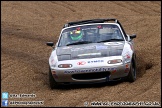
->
72;71;110;80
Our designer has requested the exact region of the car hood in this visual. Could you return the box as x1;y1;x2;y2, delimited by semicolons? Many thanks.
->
56;41;125;61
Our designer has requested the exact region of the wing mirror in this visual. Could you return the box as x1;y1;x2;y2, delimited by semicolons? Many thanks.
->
130;34;136;39
46;42;54;47
127;34;136;42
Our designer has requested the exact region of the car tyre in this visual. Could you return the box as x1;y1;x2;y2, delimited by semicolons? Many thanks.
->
126;60;136;82
49;67;59;89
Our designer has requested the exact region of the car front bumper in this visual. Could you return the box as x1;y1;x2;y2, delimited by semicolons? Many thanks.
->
50;62;131;84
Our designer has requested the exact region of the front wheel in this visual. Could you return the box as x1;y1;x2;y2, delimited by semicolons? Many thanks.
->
126;60;136;82
49;67;59;89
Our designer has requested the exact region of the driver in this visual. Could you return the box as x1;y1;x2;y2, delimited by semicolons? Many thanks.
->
70;30;83;41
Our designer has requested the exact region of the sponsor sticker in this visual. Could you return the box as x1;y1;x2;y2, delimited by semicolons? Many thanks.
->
71;46;95;51
78;53;101;57
64;67;116;74
77;61;86;65
104;42;123;45
51;59;54;64
87;60;104;63
96;45;108;50
126;54;130;58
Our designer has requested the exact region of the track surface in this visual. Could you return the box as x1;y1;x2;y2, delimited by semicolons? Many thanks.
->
1;1;161;107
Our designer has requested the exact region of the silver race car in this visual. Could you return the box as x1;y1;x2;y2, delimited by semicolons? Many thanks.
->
46;19;137;89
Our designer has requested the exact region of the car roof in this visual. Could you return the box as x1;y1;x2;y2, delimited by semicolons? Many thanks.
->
63;18;118;28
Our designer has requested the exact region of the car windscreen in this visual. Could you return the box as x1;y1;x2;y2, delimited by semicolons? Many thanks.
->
58;24;124;47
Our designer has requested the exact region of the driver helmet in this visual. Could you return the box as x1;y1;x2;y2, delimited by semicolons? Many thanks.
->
70;30;83;41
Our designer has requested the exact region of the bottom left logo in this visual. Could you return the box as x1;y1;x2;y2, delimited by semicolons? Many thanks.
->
2;100;8;107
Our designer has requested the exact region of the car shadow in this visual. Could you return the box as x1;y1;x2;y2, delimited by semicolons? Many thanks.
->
56;79;125;90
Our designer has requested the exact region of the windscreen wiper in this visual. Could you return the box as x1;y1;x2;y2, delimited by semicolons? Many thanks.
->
66;41;92;46
97;39;124;43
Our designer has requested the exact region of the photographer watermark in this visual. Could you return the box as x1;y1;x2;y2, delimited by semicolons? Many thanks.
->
84;101;161;107
9;101;44;105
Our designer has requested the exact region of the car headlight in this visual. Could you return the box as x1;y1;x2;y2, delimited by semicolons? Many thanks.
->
58;64;72;68
108;59;122;64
